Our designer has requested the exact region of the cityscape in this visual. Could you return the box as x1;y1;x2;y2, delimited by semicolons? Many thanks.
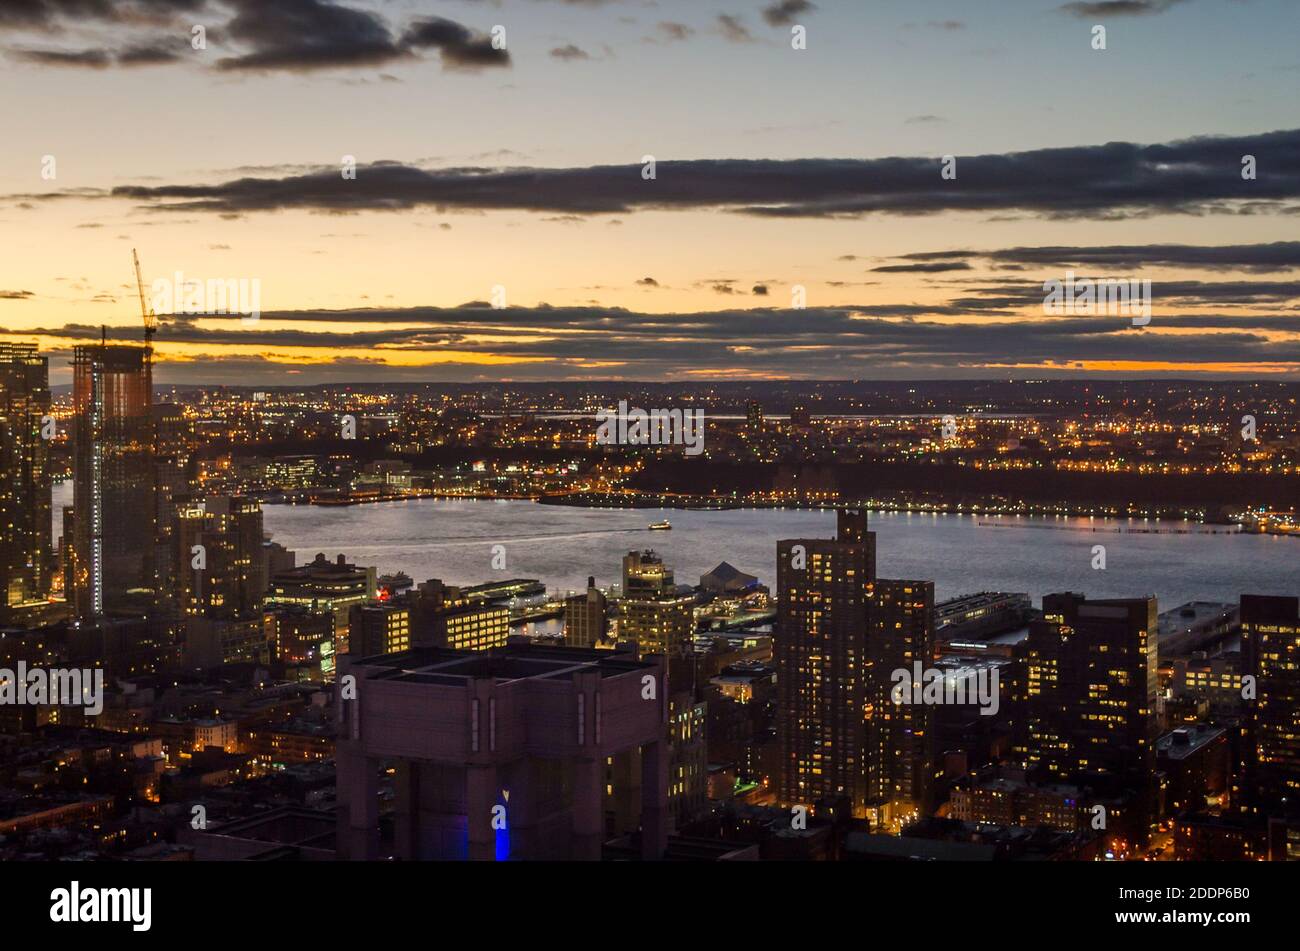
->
2;360;1298;868
1;0;1298;930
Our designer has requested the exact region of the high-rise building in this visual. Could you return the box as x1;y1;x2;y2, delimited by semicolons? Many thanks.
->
564;576;607;648
1017;592;1158;840
152;401;194;599
1241;594;1300;816
776;509;875;814
171;496;265;618
69;344;155;619
775;509;937;827
869;578;938;825
618;550;694;657
0;343;53;623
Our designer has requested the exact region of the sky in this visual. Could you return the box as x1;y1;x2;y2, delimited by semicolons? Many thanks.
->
1;0;1298;385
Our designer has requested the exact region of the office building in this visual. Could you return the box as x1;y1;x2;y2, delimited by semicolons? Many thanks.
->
266;552;376;653
406;579;510;652
348;600;411;657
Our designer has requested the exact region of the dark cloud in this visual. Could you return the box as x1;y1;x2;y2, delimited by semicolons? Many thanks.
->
751;284;770;295
872;262;972;274
117;39;187;65
216;0;409;72
1059;0;1189;16
549;43;590;61
0;0;209;30
948;279;1300;313
656;22;693;42
5;1;507;74
13;47;113;67
12;35;187;67
762;1;816;28
22;303;1300;382
717;14;755;43
400;16;509;70
899;242;1300;274
0;290;35;299
635;277;659;287
101;129;1300;220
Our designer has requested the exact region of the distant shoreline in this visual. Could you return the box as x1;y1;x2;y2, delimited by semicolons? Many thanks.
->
255;491;1296;537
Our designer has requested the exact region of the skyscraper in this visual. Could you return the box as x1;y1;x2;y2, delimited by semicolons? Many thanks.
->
69;344;155;619
0;343;53;624
171;495;265;618
152;401;194;602
1018;592;1158;841
1241;594;1300;816
775;510;937;828
776;510;875;814
869;578;938;825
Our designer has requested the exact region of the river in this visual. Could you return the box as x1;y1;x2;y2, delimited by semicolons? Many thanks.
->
257;497;1296;608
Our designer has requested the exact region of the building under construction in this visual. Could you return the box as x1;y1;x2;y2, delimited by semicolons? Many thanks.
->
66;344;155;620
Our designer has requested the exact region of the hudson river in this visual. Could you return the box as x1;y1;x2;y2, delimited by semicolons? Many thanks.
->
247;497;1299;608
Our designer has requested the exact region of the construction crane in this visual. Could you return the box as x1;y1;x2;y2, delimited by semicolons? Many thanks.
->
132;248;157;355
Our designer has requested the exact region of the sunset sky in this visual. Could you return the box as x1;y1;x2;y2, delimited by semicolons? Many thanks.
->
1;0;1298;384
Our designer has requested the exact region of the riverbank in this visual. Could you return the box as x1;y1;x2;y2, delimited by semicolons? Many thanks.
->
534;491;1250;526
257;498;1300;611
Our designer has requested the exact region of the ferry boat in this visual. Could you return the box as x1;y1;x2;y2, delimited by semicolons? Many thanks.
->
648;520;672;531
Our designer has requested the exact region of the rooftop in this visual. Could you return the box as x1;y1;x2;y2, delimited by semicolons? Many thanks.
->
1157;723;1226;760
350;642;655;686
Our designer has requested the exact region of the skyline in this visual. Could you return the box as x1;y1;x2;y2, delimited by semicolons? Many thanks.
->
2;0;1299;384
5;0;1300;911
